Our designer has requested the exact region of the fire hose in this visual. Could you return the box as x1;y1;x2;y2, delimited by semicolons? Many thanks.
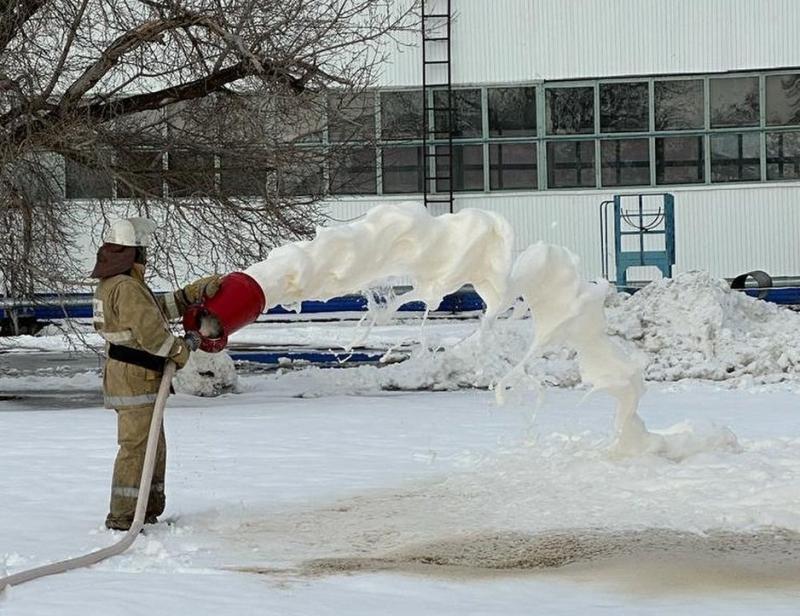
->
0;361;177;592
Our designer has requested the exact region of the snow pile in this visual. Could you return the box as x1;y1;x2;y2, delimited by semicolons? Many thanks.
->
262;271;800;401
607;271;800;382
173;350;238;397
0;370;101;391
252;320;578;397
646;420;741;461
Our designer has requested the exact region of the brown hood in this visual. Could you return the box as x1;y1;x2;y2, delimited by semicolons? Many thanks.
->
90;243;136;279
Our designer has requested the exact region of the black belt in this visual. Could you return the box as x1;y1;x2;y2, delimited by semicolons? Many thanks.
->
108;344;166;373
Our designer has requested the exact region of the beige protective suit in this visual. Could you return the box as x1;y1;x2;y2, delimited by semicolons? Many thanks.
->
93;267;217;529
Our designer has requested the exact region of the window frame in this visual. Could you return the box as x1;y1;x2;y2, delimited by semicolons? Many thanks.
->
64;69;800;201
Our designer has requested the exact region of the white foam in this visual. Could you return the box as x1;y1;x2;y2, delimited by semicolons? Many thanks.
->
499;243;649;454
243;203;732;457
245;202;514;319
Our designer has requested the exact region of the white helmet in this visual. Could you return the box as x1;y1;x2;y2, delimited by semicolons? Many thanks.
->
106;217;157;247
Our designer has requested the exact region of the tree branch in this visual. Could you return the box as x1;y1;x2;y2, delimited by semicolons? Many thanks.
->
0;0;48;54
56;16;202;112
81;59;301;122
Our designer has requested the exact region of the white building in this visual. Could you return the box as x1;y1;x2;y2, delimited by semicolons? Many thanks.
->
61;0;800;284
320;0;800;281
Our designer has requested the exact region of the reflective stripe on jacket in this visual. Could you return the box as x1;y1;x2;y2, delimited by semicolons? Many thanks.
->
93;273;188;409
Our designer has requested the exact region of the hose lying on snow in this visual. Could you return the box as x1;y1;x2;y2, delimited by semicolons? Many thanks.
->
0;361;177;591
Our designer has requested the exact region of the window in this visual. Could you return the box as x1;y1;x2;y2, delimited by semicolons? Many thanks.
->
546;140;595;188
490;143;537;190
329;147;377;195
433;89;482;138
116;150;164;198
435;144;484;192
488;87;536;137
766;74;800;127
655;136;704;184
218;152;269;197
381;91;423;140
291;106;325;144
327;92;376;142
279;164;324;196
546;87;594;135
382;147;424;193
357;69;800;195
166;151;215;197
710;133;761;183
767;132;800;180
600;82;649;132
710;77;759;128
65;156;113;199
601;139;650;186
655;79;704;130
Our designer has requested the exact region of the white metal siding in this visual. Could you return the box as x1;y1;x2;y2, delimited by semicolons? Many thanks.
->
380;0;800;87
321;183;800;281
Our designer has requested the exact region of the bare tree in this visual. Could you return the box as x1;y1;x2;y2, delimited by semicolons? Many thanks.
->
0;0;417;332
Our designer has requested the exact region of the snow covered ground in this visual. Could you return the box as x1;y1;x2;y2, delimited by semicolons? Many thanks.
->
3;276;800;614
2;377;800;614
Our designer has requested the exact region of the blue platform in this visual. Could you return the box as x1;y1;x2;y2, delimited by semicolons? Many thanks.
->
2;284;799;323
743;287;800;305
0;288;487;321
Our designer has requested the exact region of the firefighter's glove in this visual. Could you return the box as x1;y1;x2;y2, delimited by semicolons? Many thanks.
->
182;274;222;305
171;337;193;369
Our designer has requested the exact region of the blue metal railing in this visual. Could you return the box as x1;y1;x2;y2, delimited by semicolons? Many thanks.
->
601;193;675;288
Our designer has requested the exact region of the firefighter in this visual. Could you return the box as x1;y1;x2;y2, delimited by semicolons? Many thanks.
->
91;217;221;530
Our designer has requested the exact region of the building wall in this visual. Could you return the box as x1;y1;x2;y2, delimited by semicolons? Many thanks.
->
53;1;800;291
366;0;800;282
321;181;800;281
381;0;800;87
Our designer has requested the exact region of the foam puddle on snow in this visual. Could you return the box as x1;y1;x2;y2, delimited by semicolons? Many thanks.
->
298;528;800;594
243;201;737;458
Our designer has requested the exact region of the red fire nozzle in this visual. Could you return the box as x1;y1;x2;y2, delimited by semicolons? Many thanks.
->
183;272;266;353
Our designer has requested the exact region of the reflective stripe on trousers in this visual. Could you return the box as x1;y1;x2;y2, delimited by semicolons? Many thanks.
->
105;393;158;407
112;482;165;499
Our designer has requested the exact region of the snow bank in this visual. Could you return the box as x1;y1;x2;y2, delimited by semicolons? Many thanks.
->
0;331;103;353
0;371;101;391
608;271;800;382
173;351;238;397
254;272;800;400
395;270;800;388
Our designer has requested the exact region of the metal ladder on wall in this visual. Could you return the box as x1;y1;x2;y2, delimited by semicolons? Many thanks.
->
421;0;454;212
